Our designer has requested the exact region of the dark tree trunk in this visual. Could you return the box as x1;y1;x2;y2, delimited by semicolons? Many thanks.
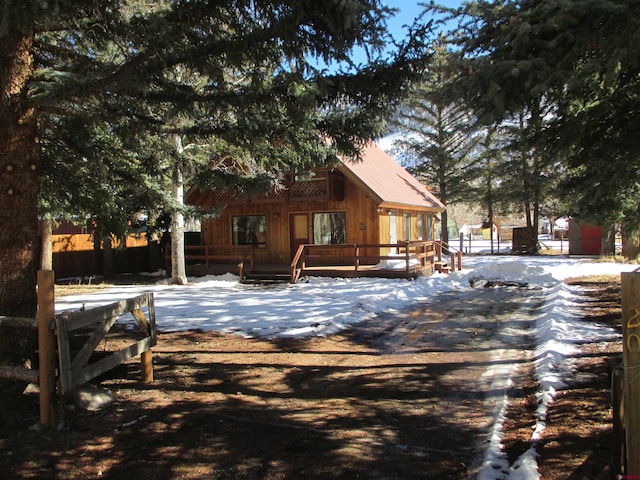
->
622;222;640;261
0;33;39;317
440;210;449;244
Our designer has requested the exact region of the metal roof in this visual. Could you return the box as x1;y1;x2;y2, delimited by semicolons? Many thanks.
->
338;142;445;212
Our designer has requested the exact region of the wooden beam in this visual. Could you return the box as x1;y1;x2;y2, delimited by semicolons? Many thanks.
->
0;365;38;383
621;271;640;475
55;313;74;395
70;337;152;387
0;316;37;328
69;314;119;372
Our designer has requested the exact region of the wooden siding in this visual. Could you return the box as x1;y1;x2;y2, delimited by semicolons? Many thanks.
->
201;174;380;263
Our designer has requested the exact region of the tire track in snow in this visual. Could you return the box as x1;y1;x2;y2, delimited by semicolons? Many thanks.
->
359;281;545;479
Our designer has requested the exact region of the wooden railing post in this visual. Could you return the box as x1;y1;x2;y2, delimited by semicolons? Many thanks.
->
404;242;410;276
354;244;359;271
37;270;60;428
621;271;640;475
423;242;428;267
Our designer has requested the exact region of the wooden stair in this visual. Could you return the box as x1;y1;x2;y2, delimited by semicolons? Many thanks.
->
434;260;450;274
241;266;292;284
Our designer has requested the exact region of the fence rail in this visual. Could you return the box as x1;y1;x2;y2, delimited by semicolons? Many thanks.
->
0;316;39;383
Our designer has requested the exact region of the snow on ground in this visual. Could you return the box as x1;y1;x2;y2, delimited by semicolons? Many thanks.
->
56;255;639;480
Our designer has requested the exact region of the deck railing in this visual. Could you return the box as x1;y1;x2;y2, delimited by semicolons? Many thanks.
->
164;244;254;274
165;241;461;282
290;241;436;283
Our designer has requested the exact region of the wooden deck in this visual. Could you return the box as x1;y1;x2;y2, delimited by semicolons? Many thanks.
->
168;241;462;283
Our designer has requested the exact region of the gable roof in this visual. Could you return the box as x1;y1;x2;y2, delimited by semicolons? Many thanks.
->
337;142;445;212
185;141;446;212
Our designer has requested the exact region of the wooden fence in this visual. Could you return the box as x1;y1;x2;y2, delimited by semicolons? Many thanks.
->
0;271;157;428
55;292;157;395
45;233;163;280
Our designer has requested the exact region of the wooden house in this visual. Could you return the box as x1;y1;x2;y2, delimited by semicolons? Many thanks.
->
184;142;454;282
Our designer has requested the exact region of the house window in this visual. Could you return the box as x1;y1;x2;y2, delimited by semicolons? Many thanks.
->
403;212;412;240
312;212;346;245
417;213;433;241
232;215;267;247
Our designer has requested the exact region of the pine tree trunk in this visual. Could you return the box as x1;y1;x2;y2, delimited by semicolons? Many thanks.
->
40;216;53;271
171;181;187;285
171;135;188;285
622;222;640;261
488;203;494;254
0;33;39;317
440;210;449;244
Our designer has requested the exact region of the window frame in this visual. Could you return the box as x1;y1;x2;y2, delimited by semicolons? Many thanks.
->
312;211;347;245
231;214;267;248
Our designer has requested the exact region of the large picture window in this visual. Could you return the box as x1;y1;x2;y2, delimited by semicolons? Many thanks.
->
403;212;412;240
232;215;267;247
417;213;433;241
312;212;346;245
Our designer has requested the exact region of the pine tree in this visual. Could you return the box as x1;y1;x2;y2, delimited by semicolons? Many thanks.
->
391;40;480;244
435;0;640;257
0;0;427;316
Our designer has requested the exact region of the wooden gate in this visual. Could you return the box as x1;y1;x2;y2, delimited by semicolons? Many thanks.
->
55;292;157;395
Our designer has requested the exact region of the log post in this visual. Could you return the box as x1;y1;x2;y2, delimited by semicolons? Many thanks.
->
37;270;59;428
621;272;640;475
141;349;153;383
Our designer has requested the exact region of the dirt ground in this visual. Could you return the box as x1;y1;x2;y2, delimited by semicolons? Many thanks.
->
0;274;623;479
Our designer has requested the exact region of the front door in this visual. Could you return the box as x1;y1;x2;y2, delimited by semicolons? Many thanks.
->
581;224;602;255
290;213;310;259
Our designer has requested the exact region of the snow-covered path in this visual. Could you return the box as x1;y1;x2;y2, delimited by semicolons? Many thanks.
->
56;256;638;479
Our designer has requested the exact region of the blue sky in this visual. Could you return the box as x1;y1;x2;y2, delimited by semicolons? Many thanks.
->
310;1;462;71
383;0;425;42
383;0;462;43
333;1;462;67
